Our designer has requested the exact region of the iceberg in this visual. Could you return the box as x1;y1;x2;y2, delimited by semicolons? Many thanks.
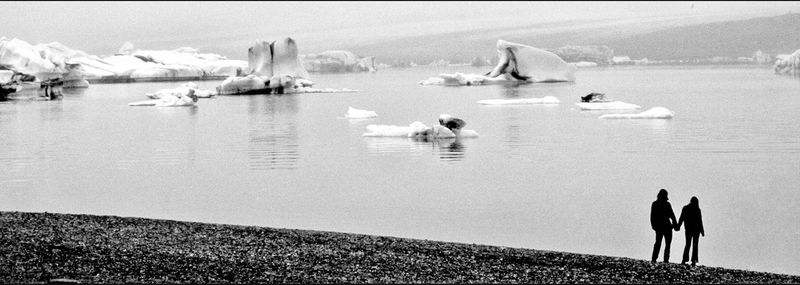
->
301;50;376;73
420;39;576;86
599;107;674;119
1;37;248;86
575;101;641;110
344;107;378;119
217;37;312;95
486;40;577;82
774;49;800;74
477;96;560;105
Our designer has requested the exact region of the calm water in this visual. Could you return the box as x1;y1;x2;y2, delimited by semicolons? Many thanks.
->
1;65;799;275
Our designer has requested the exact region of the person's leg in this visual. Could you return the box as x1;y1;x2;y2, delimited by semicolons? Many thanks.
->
663;230;672;263
682;231;691;264
652;231;663;262
691;233;700;265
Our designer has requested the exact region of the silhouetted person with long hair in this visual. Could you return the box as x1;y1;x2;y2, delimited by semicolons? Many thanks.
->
677;196;705;266
650;189;678;263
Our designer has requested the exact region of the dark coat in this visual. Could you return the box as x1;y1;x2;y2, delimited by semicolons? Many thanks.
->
679;204;705;235
651;200;677;231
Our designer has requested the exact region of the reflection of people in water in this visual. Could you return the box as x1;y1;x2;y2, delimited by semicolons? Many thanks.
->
677;196;705;266
650;189;678;263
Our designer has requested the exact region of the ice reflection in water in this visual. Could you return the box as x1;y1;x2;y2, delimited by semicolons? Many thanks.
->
364;137;467;163
246;95;299;170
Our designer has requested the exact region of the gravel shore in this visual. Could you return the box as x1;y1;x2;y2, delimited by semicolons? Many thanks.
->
1;211;798;283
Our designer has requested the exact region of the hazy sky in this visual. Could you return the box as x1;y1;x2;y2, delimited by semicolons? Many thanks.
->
2;1;798;56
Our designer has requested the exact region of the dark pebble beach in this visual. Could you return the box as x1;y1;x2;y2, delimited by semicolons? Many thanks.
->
1;211;798;284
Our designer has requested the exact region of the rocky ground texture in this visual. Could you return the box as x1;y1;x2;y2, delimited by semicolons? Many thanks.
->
1;211;798;283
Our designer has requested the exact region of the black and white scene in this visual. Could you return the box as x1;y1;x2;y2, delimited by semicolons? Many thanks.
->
1;1;800;283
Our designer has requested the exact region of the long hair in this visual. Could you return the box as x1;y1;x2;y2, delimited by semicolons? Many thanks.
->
689;196;699;208
657;189;668;201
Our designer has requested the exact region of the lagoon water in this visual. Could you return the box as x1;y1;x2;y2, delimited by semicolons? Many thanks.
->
1;65;799;275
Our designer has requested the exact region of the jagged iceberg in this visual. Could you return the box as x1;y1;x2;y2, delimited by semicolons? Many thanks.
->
344;107;378;119
0;37;248;87
487;40;577;82
575;101;641;110
217;37;312;95
420;39;576;86
0;37;87;95
477;96;560;105
599;107;674;119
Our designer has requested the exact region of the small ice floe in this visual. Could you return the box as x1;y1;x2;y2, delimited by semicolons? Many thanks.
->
362;114;479;138
477;96;560;105
575;92;641;110
129;89;198;107
599;107;674;119
344;106;378;119
146;82;215;99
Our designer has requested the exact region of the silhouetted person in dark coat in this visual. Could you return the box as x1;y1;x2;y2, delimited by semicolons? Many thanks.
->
677;196;705;266
650;189;678;263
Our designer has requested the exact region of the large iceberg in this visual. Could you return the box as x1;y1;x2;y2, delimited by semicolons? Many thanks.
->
217;37;312;95
599;107;674;119
0;37;248;87
301;50;376;73
487;40;577;82
0;37;87;92
420;39;576;86
774;49;800;75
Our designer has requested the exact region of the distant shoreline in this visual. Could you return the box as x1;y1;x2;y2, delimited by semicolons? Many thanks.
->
1;211;797;283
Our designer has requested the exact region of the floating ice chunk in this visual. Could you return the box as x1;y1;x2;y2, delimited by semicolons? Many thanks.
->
418;77;445;85
344;106;378;119
363;121;478;138
477;96;560;105
363;124;412;137
599;107;674;119
146;82;216;99
129;89;197;107
418;72;512;86
575;101;641;110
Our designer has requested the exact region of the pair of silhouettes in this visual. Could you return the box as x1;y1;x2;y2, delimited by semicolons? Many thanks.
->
650;188;705;266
